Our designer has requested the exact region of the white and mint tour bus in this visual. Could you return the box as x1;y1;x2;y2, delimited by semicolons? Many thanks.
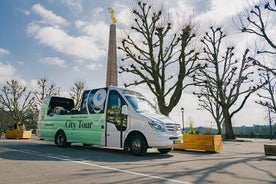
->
37;86;182;155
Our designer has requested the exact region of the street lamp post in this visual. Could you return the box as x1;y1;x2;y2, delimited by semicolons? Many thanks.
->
181;107;184;132
268;107;272;140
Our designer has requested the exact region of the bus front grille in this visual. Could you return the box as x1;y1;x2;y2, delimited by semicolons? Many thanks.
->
165;123;180;132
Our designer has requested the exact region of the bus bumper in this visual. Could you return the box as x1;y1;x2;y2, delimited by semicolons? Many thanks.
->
145;131;183;148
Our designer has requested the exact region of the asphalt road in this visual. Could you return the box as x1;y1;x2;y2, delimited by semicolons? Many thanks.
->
0;136;275;184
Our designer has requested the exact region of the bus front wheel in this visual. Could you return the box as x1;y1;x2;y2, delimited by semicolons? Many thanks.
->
55;131;71;147
129;134;147;156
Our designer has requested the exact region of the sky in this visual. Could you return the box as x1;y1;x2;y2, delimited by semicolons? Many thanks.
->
0;0;272;128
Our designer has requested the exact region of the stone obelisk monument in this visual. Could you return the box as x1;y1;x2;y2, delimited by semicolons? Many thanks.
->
106;8;117;87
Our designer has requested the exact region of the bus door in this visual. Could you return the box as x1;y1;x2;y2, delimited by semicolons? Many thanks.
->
106;90;128;148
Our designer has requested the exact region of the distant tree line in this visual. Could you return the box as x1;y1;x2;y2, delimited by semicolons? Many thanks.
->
0;78;85;132
233;124;276;139
190;124;276;139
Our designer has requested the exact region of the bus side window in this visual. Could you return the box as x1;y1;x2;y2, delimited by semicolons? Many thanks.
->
81;92;90;114
47;105;53;116
47;97;74;116
81;90;106;114
106;90;127;131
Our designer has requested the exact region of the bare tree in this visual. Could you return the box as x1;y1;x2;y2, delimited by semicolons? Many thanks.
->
256;69;276;114
238;0;276;119
33;78;56;113
69;81;85;109
240;0;276;55
0;79;34;123
193;27;266;139
239;0;276;75
196;87;224;135
118;1;200;115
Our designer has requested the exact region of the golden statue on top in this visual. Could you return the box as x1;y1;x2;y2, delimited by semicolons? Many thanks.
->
108;7;116;24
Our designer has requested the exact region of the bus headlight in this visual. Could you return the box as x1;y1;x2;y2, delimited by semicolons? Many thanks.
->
148;121;165;132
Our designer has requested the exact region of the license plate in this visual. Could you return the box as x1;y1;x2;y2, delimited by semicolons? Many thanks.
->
174;139;182;144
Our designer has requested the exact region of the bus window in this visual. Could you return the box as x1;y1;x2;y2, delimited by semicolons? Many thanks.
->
47;97;74;116
81;89;107;114
106;90;127;131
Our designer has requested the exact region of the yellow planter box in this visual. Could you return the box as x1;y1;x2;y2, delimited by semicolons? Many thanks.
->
264;144;276;156
5;130;32;139
174;134;222;152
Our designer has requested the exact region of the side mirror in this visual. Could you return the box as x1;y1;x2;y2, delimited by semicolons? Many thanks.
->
122;105;128;115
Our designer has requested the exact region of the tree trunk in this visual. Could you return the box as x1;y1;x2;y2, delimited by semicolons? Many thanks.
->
157;97;170;116
215;120;222;135
223;109;235;139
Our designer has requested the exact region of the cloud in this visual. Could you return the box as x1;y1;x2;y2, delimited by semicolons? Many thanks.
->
0;62;17;84
38;57;67;67
27;23;106;61
194;0;260;26
73;59;102;71
61;0;83;13
75;20;109;49
17;8;30;16
87;63;102;70
32;4;68;27
0;48;10;56
179;0;212;15
114;3;132;27
92;7;104;18
28;4;109;63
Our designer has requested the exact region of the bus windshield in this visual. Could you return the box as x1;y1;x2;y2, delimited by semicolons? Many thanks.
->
124;94;158;114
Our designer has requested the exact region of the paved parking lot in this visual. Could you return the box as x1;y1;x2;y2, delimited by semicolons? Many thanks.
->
0;136;275;184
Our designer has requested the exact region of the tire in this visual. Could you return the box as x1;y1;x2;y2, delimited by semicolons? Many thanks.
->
129;134;147;156
55;131;71;147
158;148;172;154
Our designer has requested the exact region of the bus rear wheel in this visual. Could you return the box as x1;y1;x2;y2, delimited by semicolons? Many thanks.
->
129;134;147;156
55;131;71;147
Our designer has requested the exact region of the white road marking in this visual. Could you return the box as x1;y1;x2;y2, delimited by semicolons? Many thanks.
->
5;148;192;184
